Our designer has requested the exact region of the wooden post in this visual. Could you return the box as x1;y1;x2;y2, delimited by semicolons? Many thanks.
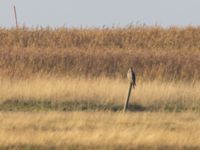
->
13;5;18;28
123;68;136;112
123;82;133;112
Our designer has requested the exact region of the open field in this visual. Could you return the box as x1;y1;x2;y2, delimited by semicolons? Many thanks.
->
0;76;199;112
0;26;200;149
0;76;199;149
1;112;200;150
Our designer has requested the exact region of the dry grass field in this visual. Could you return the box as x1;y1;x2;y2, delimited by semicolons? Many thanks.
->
0;26;200;149
1;112;200;150
1;26;200;80
0;77;199;112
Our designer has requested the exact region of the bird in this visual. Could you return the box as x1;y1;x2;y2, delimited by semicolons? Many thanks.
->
127;67;136;88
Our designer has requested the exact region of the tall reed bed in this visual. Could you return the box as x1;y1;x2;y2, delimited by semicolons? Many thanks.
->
0;48;199;80
1;26;200;50
0;26;200;80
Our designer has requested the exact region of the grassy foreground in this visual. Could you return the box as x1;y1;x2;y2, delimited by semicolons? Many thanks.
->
0;76;199;112
1;112;200;150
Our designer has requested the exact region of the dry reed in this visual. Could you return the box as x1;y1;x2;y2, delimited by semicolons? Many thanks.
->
1;26;200;50
0;26;200;80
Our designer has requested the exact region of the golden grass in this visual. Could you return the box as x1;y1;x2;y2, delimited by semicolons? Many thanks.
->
1;26;200;80
0;48;200;80
0;76;199;112
1;111;200;149
1;26;200;50
0;26;200;149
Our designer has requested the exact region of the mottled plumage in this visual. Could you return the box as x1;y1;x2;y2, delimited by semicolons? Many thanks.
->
127;67;136;88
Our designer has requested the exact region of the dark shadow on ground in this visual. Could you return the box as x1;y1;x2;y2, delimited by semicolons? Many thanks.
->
127;103;146;112
0;99;147;112
1;99;200;112
1;144;200;150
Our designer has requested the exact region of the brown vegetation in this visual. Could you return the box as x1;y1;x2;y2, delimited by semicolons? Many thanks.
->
1;48;200;80
0;26;200;150
0;26;200;80
1;26;200;50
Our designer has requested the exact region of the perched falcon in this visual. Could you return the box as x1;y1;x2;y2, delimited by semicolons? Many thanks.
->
127;67;136;88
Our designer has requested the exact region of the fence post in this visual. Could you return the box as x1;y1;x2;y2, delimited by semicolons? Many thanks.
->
123;82;133;112
13;5;18;28
123;68;136;112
